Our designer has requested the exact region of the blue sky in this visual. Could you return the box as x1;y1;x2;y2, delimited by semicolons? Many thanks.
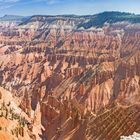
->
0;0;140;16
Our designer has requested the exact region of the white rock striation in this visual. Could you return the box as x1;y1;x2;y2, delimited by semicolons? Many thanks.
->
120;132;140;140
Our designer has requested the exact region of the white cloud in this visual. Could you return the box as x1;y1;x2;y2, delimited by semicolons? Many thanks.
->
34;0;60;5
0;0;20;9
0;4;13;9
0;0;60;10
47;0;60;4
0;0;20;2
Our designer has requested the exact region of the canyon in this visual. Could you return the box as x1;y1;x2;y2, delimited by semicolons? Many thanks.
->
0;12;139;140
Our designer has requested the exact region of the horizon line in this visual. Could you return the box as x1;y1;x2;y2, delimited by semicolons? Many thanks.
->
1;11;139;17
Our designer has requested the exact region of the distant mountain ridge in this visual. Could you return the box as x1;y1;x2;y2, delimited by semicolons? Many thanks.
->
19;11;140;29
1;11;140;29
0;15;29;28
77;11;140;29
0;15;29;22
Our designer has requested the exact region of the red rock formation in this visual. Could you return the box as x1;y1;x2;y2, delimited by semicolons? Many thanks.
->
0;19;139;140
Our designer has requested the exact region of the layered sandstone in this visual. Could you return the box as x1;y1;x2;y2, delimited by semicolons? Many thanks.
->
0;14;139;140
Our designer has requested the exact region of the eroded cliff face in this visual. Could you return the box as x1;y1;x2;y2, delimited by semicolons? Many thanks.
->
0;18;140;140
0;87;42;140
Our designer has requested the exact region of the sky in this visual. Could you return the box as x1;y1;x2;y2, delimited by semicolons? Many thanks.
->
0;0;140;16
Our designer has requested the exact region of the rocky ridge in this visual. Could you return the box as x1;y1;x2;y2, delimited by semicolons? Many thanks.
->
0;12;139;140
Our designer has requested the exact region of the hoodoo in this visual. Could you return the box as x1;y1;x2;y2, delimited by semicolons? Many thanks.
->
0;10;140;140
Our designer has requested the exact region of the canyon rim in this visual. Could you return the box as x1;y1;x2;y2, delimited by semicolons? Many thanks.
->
0;1;140;140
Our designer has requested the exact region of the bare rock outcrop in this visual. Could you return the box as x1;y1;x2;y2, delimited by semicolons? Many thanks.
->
0;17;139;140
